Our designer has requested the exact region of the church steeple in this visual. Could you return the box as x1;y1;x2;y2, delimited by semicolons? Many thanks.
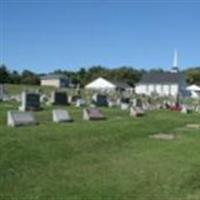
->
173;49;178;67
171;49;179;73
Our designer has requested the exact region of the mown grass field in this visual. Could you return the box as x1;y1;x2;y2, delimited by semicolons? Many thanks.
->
0;100;200;200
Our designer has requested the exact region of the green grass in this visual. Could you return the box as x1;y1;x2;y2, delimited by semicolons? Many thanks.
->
0;101;200;200
4;84;86;96
4;84;55;95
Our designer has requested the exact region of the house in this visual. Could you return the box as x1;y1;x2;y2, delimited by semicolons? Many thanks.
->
85;77;132;92
135;50;188;97
40;75;69;88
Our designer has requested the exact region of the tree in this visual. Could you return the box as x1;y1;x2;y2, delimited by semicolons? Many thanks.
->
10;70;21;84
21;70;40;85
0;65;10;83
186;69;200;84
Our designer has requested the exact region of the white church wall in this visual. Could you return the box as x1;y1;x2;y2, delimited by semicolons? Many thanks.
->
135;83;180;97
148;84;155;95
155;84;162;94
135;84;146;94
163;85;169;96
170;84;179;96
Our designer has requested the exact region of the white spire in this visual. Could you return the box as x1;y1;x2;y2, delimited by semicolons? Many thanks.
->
171;49;179;73
173;49;178;67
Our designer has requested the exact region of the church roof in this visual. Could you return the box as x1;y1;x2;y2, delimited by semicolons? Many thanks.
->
138;72;185;84
111;80;132;88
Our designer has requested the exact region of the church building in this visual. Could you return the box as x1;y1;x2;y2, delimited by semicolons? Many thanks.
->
135;50;188;97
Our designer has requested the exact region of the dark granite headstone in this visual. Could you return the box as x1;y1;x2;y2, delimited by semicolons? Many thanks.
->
95;94;108;107
19;91;40;111
52;91;68;105
121;97;130;104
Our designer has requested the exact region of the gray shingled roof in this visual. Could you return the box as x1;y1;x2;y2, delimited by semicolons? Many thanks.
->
139;72;184;84
111;80;131;88
40;74;68;80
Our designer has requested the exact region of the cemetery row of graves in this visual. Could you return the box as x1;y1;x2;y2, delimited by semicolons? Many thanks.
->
0;84;200;127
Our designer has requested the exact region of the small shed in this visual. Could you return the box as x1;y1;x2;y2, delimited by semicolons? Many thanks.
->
40;75;69;88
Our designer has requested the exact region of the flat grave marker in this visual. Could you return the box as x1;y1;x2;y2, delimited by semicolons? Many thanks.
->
52;109;73;123
83;108;105;120
7;111;36;127
149;133;176;140
186;124;200;129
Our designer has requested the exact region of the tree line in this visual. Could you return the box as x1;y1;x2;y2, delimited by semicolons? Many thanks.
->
0;64;200;87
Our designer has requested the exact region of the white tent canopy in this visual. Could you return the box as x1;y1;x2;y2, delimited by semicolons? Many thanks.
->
186;84;200;99
85;77;116;90
187;84;200;91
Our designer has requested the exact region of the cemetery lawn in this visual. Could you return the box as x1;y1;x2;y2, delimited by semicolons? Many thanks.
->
0;102;200;200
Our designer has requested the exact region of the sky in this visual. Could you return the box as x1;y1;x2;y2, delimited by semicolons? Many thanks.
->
0;0;200;73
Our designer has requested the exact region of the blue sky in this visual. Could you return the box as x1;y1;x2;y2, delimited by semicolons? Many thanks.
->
1;0;200;72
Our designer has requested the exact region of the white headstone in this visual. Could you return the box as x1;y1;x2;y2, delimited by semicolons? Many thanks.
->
108;100;115;108
130;106;144;117
52;109;72;123
75;99;85;107
181;105;188;114
121;103;129;111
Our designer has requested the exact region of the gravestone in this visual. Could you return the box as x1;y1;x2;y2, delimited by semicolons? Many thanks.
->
71;95;81;103
149;133;175;140
7;111;36;127
120;97;130;110
121;97;130;104
195;106;200;113
130;106;144;117
92;94;108;107
181;105;187;114
75;98;86;107
40;94;49;104
52;109;73;123
120;103;129;110
51;91;68;105
108;100;116;108
0;84;4;101
83;108;105;120
186;124;200;129
136;98;143;107
19;91;40;111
